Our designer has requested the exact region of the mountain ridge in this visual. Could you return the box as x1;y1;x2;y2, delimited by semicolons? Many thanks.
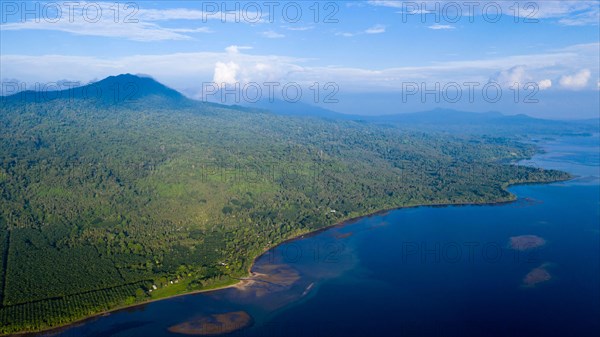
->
3;74;597;130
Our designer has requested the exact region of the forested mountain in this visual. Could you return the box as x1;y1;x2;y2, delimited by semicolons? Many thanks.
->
4;74;187;105
0;75;573;334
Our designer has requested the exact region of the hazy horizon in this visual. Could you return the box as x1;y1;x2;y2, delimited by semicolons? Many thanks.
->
2;1;599;118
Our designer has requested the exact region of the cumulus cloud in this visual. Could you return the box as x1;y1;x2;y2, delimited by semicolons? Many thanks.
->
538;79;552;90
490;66;531;87
225;45;252;54
559;69;591;90
491;67;559;91
213;61;240;86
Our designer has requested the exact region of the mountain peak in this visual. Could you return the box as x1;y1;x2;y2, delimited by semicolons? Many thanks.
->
97;73;155;83
87;74;185;102
2;74;187;105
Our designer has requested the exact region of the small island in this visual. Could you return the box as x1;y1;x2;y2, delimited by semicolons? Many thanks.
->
509;235;546;251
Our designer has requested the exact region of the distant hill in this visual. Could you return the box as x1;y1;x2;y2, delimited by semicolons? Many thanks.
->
237;98;357;120
233;99;597;136
219;92;596;136
371;108;505;123
2;75;596;137
240;100;597;136
365;108;597;136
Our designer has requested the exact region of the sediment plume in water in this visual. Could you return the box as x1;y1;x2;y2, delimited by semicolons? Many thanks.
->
168;311;252;335
509;235;546;251
523;263;552;287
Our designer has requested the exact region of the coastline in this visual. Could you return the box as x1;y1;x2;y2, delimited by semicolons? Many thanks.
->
11;282;241;337
8;174;573;337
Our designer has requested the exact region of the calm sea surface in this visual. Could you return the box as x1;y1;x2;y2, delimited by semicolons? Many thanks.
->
46;135;600;337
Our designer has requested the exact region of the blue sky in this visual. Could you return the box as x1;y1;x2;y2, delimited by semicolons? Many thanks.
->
1;1;599;118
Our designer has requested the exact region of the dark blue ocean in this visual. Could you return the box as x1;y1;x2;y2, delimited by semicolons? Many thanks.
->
45;135;600;337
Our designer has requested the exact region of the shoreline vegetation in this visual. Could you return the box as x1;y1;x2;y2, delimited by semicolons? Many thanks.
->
10;173;572;337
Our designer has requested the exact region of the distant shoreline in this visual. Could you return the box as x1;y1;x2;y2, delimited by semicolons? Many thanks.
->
9;174;572;337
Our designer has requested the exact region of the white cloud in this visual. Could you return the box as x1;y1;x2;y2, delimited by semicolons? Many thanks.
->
135;7;208;20
538;79;553;90
0;51;302;97
369;0;600;26
558;10;600;26
367;0;405;8
261;30;285;38
1;43;597;95
136;6;264;23
395;9;433;15
0;20;209;41
365;24;386;34
559;69;591;90
225;45;253;54
166;27;212;33
489;66;556;92
428;24;455;30
528;1;599;21
335;32;355;37
283;26;315;31
490;66;532;88
336;24;386;37
0;2;213;41
213;62;240;86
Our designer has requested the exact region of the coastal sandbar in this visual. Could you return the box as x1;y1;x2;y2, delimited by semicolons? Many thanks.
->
234;264;300;298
